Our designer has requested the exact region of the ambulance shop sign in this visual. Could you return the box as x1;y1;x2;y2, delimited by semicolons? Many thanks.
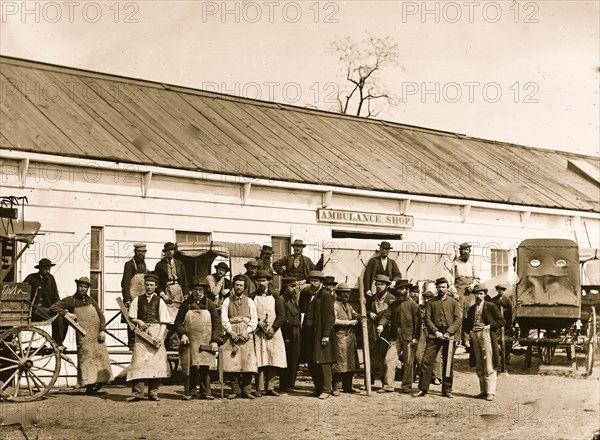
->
317;209;414;229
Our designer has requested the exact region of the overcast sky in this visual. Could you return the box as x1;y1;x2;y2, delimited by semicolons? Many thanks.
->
1;0;598;156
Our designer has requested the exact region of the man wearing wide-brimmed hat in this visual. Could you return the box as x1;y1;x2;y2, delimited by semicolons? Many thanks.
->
452;242;480;348
51;277;113;394
332;283;361;394
489;283;514;365
415;284;443;386
24;258;67;347
241;259;260;296
300;271;337;399
206;262;231;306
273;239;317;281
363;241;401;299
279;277;302;392
252;270;287;397
121;243;149;349
256;245;274;274
174;277;220;400
368;274;396;388
127;273;172;401
464;285;505;401
377;280;420;393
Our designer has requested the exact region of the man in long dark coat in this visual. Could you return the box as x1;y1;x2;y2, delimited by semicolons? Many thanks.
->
464;285;505;401
300;270;336;399
121;243;148;349
279;278;302;392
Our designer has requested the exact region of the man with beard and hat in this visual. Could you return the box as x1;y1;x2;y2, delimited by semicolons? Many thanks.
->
24;258;67;348
332;283;361;395
415;277;461;398
415;285;443;386
279;277;302;392
50;277;113;394
241;259;259;297
154;242;188;350
487;284;514;366
300;271;337;399
256;245;274;274
251;270;287;397
121;243;149;349
452;242;480;348
175;277;220;400
368;274;396;388
273;239;317;281
221;275;258;399
363;242;401;299
126;273;171;401
464;285;505;401
377;280;420;394
206;262;231;307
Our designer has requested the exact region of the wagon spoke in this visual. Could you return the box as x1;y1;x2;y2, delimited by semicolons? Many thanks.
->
0;355;19;364
1;369;19;391
24;371;34;396
28;369;49;392
0;364;19;373
2;340;21;360
12;370;22;398
15;332;24;358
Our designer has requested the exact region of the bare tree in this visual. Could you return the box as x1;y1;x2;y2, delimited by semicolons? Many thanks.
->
328;34;400;118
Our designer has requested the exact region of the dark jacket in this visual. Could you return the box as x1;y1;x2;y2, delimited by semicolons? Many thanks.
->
464;301;505;368
273;255;316;279
300;287;337;364
379;297;420;342
121;258;148;303
174;296;220;343
24;272;60;309
154;258;189;297
363;255;401;291
424;295;462;342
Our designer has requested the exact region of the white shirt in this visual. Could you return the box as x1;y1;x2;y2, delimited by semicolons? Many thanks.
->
129;293;172;324
221;295;257;333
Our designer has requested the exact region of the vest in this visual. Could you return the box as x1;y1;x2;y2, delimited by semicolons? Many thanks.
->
228;295;251;319
137;295;161;324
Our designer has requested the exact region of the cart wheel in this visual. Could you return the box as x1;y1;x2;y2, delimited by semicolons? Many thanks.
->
585;307;597;376
0;326;61;402
538;344;556;364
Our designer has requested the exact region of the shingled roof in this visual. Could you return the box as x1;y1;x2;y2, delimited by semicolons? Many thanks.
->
1;56;598;212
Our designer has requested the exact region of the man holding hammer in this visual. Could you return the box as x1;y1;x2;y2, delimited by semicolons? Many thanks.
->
415;277;461;398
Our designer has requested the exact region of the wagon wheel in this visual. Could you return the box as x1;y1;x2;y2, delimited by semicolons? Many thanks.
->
0;326;61;402
538;343;557;364
585;307;597;376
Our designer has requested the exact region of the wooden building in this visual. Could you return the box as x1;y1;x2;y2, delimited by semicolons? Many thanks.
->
1;56;598;381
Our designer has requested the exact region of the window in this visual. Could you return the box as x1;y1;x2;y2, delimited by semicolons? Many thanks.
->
90;227;103;307
176;231;211;244
271;236;290;292
490;249;511;277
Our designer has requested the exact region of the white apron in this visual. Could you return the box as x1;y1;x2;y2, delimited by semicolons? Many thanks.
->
253;295;287;369
222;318;257;373
127;324;170;381
179;309;216;375
74;304;113;387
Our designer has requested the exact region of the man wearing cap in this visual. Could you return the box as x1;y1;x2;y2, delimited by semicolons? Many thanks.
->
279;277;302;392
332;283;360;394
363;242;401;299
50;277;113;394
127;273;172;401
206;262;231;306
252;270;287;397
221;274;258;399
273;239;317;281
300;271;337;399
121;243;149;349
377;280;420;393
452;242;480;348
415;283;443;386
488;284;514;366
241;259;259;297
175;277;220;400
415;277;461;398
464;286;505;401
256;245;274;274
368;274;395;387
24;258;67;347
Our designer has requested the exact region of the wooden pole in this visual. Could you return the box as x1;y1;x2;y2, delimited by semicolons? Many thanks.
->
358;277;372;396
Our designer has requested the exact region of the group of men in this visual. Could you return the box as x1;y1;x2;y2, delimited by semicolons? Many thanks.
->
24;238;511;402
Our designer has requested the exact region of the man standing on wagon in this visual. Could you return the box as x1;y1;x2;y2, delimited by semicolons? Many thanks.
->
452;242;480;348
121;243;148;349
126;273;171;401
50;277;113;394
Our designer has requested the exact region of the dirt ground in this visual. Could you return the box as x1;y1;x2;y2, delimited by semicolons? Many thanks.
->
1;348;599;440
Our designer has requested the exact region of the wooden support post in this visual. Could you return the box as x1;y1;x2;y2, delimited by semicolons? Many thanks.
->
524;344;532;370
358;277;371;396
